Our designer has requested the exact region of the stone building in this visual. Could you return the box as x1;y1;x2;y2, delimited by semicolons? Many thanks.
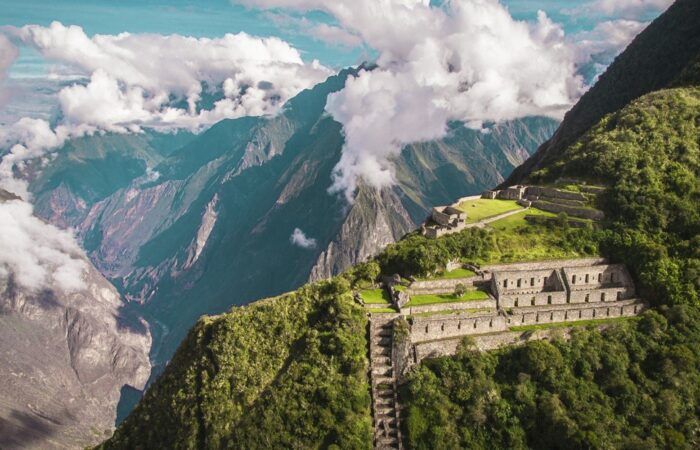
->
490;262;635;307
492;268;567;307
431;206;466;227
423;206;467;238
562;264;635;303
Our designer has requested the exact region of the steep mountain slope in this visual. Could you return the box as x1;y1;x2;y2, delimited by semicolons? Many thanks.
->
505;0;700;185
403;84;700;450
30;69;557;369
0;192;151;450
102;54;700;450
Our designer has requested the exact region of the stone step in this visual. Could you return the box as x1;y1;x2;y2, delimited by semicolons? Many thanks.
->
375;409;397;420
372;346;391;357
374;396;394;408
373;336;392;346
373;366;392;377
376;328;392;337
375;388;394;399
373;375;394;385
375;436;399;449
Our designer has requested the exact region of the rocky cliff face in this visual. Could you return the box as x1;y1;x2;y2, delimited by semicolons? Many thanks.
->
27;69;557;370
0;193;151;450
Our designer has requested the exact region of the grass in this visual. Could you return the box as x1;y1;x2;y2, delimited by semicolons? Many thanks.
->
480;212;600;264
405;290;490;307
371;307;399;314
359;289;391;304
509;316;639;332
418;267;476;281
487;208;558;232
456;199;523;223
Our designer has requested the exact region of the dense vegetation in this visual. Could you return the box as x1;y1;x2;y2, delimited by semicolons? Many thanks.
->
405;308;700;449
376;221;600;278
506;0;700;185
100;278;372;449
535;87;700;307
403;87;700;449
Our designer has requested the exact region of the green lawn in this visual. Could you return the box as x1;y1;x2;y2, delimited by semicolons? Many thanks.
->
359;289;391;304
487;208;557;232
418;267;476;281
456;199;523;223
405;289;490;307
509;316;639;332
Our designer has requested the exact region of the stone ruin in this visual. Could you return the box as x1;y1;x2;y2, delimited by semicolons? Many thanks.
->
482;184;605;220
387;258;646;378
422;205;468;238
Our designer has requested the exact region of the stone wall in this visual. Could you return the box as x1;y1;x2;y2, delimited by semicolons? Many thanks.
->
493;268;564;297
561;264;633;291
408;275;482;294
499;290;568;308
402;299;496;315
504;300;644;327
482;257;607;273
532;200;604;220
527;186;587;202
537;195;586;207
410;313;508;343
453;195;482;204
568;286;635;304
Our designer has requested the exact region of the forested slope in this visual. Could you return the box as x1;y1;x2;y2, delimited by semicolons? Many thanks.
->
505;0;700;185
403;86;700;450
100;278;372;449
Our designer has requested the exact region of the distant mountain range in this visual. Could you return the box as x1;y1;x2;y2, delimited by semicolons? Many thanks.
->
28;67;557;374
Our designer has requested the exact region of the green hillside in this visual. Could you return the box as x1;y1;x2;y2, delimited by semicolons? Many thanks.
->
402;86;700;450
506;0;700;185
100;279;372;449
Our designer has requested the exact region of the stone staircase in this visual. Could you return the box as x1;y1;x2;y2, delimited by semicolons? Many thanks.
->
369;316;402;450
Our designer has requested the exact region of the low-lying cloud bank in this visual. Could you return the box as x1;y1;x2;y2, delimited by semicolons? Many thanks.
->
0;197;86;292
8;22;330;132
0;22;330;198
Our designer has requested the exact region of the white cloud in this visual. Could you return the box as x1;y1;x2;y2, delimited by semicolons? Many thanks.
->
0;22;331;198
582;0;672;18
240;0;585;201
572;19;647;78
9;21;331;132
0;117;94;198
0;197;86;292
0;34;19;107
290;228;317;249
